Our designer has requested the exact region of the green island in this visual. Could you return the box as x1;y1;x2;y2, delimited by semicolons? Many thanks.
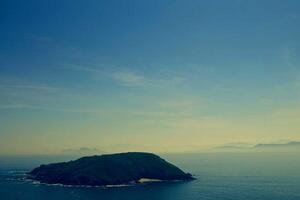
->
27;152;194;186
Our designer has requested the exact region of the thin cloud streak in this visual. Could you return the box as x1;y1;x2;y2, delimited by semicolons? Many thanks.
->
110;71;186;88
111;72;147;87
0;104;106;114
60;64;186;88
0;84;60;92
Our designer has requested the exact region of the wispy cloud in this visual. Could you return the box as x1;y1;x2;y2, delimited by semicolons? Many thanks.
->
129;98;203;119
159;99;201;109
0;103;108;114
0;81;66;109
0;84;60;92
60;64;186;88
111;71;147;86
131;110;171;117
282;46;293;67
61;147;105;155
60;64;103;73
26;34;54;43
0;75;62;92
0;104;38;110
0;79;94;113
107;70;185;88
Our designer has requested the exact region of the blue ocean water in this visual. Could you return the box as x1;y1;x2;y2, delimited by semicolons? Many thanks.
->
1;153;300;200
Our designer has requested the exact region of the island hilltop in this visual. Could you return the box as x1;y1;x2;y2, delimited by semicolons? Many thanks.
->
27;152;194;186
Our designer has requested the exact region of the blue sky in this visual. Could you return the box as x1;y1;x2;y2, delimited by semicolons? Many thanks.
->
0;0;300;154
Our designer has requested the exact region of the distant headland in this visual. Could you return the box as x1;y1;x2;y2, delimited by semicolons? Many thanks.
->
27;152;194;186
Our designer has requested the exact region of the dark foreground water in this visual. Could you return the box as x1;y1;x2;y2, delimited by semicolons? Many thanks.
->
1;153;300;200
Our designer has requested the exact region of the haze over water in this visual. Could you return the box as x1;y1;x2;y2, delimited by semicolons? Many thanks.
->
1;153;300;200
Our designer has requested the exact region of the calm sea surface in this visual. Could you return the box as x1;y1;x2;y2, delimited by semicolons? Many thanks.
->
1;153;300;200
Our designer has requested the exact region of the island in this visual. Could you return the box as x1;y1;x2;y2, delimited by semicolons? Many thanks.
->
27;152;194;186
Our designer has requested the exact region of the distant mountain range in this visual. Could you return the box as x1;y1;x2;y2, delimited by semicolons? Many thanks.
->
216;141;300;151
255;141;300;148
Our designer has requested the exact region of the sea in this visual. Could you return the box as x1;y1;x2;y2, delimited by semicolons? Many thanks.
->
1;152;300;200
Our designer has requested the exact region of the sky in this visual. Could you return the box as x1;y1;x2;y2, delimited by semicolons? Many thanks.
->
0;0;300;155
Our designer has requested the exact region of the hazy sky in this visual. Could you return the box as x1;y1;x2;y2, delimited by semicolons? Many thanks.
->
1;0;300;155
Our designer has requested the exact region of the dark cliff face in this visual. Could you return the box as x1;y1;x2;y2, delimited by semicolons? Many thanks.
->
28;152;194;186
